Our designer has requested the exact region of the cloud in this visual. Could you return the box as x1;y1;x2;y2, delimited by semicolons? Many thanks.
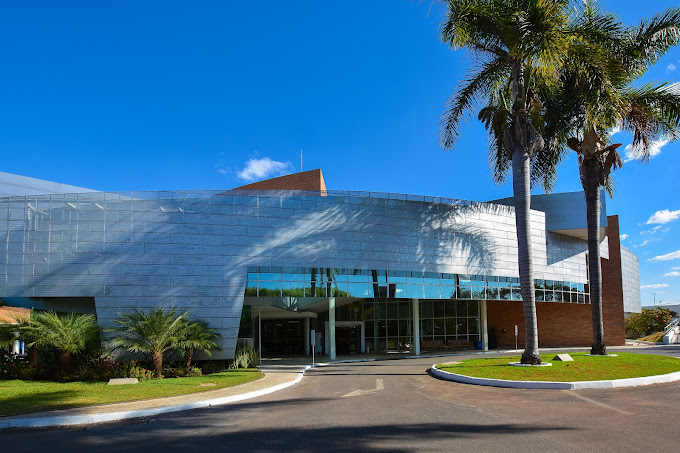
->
650;250;680;261
639;240;650;247
673;267;680;270
624;139;669;162
640;283;670;289
619;233;629;240
646;209;680;225
236;158;294;182
668;63;678;72
216;168;228;175
665;271;680;277
641;225;664;234
609;126;622;136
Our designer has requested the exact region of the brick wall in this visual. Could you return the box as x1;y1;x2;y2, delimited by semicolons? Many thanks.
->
488;216;626;348
234;169;327;191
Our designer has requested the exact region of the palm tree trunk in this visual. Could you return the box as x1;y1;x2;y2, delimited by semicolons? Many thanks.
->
186;348;194;368
512;148;541;365
583;159;607;355
27;345;38;367
59;350;72;375
152;350;163;378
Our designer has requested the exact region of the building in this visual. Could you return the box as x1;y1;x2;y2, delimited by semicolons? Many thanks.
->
0;169;640;360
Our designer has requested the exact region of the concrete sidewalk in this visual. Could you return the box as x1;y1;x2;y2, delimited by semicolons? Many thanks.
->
0;364;308;430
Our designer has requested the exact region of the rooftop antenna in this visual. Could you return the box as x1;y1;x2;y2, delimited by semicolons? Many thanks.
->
300;148;303;172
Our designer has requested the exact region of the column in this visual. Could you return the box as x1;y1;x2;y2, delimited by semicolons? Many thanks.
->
304;317;310;355
480;300;489;351
329;297;336;360
412;298;420;355
257;307;262;365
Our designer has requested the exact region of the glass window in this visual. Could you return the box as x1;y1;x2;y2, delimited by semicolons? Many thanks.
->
471;287;485;299
377;320;387;338
420;319;434;337
424;285;440;299
535;290;544;302
348;282;368;298
554;291;563;302
544;291;554;302
458;286;471;299
375;302;386;320
457;318;468;335
386;303;399;320
258;281;281;297
259;273;281;281
456;300;468;317
511;289;523;301
399;302;410;319
282;281;304;297
387;320;398;337
363;302;375;320
445;317;456;335
468;317;479;334
420;301;433;318
433;300;445;318
365;322;374;338
407;284;423;299
499;287;512;300
486;287;499;300
433;318;445;336
399;320;410;337
467;301;478;316
442;285;456;299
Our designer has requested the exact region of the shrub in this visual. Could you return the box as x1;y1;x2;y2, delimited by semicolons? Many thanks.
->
229;344;258;369
625;307;675;338
163;365;203;378
200;361;227;375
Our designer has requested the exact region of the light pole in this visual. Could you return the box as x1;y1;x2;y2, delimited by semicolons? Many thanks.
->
653;292;661;306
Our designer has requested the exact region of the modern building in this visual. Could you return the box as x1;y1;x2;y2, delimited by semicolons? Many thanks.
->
0;169;640;360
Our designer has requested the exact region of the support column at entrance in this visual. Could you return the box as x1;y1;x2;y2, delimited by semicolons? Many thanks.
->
304;317;310;355
412;299;420;355
257;306;262;364
480;300;488;351
329;297;336;360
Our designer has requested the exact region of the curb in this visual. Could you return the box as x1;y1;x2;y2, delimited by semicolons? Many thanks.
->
430;363;680;390
0;366;310;430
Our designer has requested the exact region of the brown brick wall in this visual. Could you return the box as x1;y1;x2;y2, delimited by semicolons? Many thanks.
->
234;169;327;192
488;216;626;348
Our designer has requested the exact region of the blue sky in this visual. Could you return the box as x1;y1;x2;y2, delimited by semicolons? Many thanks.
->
1;1;679;306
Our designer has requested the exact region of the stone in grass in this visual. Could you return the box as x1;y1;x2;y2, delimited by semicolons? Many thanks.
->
552;354;574;362
108;378;139;385
197;383;218;387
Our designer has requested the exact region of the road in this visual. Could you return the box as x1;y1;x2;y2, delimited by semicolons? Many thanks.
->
3;345;680;452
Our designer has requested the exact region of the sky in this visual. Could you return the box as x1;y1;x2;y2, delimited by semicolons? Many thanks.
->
1;1;679;307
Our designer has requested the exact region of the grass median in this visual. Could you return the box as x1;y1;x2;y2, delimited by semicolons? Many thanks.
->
436;353;680;382
0;369;262;417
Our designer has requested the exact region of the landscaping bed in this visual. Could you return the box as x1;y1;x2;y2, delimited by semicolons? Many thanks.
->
436;353;680;382
0;369;262;417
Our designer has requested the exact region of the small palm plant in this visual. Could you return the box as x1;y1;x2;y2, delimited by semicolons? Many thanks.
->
22;311;100;373
108;307;189;378
177;320;221;368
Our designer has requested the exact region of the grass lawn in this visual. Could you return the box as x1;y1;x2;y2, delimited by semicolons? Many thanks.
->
0;369;262;417
436;352;680;382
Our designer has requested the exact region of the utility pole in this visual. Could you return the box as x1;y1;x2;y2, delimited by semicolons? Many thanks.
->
300;149;303;172
653;292;661;306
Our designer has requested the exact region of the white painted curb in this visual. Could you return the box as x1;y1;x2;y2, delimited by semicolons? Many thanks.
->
0;366;310;430
430;363;680;390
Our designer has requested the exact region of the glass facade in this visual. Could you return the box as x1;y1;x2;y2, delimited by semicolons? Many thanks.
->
245;267;590;304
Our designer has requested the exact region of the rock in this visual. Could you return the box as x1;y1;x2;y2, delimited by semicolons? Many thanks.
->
553;354;574;362
197;383;218;387
108;378;139;385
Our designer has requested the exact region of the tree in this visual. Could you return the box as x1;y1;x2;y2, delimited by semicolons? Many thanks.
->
439;0;572;364
177;320;221;368
109;307;189;378
538;4;680;355
22;311;100;373
625;307;675;338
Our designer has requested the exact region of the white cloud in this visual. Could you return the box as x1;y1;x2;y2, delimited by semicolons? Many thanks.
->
673;267;680;270
624;139;669;162
641;283;670;289
609;126;622;136
646;209;680;225
665;271;680;277
619;233;629;240
639;240;650;247
641;225;664;234
650;250;680;261
216;168;228;175
236;157;294;182
668;63;678;72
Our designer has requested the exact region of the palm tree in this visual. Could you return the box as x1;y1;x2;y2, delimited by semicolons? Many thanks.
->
177;320;221;368
22;311;100;373
109;307;189;378
439;0;571;364
538;4;680;355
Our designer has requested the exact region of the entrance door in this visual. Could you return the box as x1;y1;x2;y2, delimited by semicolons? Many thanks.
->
336;327;351;355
